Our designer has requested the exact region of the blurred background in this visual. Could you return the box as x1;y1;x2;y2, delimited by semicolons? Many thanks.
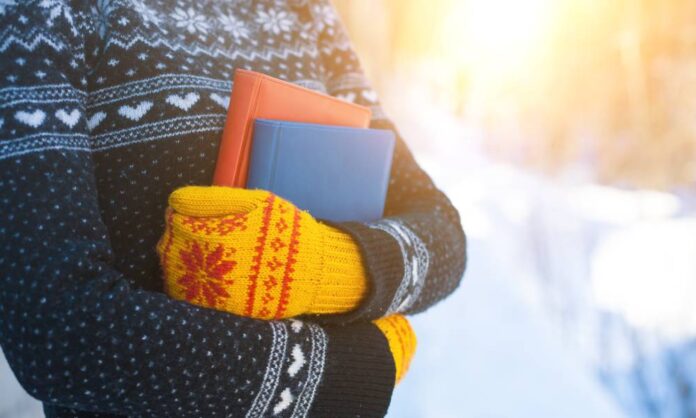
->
3;0;696;417
333;0;696;417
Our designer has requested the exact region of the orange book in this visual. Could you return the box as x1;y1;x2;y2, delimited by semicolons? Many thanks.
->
213;69;372;187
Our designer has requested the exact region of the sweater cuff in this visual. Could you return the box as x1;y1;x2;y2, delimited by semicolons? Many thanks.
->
310;322;396;418
314;220;404;324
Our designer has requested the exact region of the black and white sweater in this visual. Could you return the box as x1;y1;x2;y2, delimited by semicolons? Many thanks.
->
0;0;467;416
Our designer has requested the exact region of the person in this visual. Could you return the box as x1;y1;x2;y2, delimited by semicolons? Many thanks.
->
0;0;467;416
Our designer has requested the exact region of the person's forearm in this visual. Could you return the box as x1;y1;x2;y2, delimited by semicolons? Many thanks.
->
335;118;468;319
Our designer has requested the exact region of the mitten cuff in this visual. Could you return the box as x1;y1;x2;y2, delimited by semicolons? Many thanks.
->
314;220;405;324
311;226;368;314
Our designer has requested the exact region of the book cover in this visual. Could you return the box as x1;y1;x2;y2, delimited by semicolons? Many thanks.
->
247;119;395;222
213;69;372;187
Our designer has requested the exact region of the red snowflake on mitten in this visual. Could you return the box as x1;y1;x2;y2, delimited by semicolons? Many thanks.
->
177;240;237;307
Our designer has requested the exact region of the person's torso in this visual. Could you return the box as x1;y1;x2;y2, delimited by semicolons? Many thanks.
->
86;0;334;292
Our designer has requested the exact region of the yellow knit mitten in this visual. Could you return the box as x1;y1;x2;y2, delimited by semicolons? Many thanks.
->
373;315;417;384
157;186;368;320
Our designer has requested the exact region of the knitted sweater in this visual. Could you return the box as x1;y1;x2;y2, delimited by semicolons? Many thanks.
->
0;0;467;417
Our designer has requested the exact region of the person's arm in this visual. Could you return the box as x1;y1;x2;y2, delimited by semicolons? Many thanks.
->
0;3;395;417
309;1;468;322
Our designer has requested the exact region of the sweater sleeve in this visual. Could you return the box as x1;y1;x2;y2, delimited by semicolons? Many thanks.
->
310;0;467;323
0;2;395;417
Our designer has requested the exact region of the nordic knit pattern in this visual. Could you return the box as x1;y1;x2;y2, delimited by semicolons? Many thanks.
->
0;0;467;417
158;186;368;319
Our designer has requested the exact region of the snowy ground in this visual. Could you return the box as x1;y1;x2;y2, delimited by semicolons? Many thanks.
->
0;357;42;418
2;90;695;417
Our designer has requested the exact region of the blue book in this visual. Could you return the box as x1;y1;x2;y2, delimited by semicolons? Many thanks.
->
247;119;395;222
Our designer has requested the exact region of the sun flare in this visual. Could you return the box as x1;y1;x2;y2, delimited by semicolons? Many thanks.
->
442;0;553;70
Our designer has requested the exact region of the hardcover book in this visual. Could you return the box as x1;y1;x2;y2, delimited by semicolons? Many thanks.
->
247;119;395;222
213;69;372;187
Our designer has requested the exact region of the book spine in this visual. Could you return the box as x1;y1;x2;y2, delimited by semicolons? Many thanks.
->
212;71;260;187
235;76;262;187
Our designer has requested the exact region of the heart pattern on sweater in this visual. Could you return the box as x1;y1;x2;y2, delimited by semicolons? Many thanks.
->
166;92;200;111
55;109;81;128
361;89;378;103
118;101;153;121
287;344;306;377
14;110;46;128
272;388;294;415
87;111;106;131
337;92;356;103
210;93;230;109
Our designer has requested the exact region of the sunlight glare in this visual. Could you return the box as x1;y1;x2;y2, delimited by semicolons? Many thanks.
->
444;0;553;69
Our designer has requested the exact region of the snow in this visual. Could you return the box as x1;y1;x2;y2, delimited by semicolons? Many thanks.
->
591;218;696;339
0;353;42;418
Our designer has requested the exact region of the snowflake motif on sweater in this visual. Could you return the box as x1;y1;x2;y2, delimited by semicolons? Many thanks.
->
170;6;209;35
39;0;76;31
218;13;249;40
256;8;294;35
130;0;160;27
